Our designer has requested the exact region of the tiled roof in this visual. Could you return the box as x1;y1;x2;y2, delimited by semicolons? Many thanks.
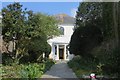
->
54;14;75;25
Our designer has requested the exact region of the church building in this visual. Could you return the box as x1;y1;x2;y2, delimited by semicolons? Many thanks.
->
48;14;75;61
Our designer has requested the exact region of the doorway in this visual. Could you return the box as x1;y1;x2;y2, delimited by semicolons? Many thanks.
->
59;48;64;59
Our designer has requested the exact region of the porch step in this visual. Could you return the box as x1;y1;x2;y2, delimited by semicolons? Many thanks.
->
55;60;68;63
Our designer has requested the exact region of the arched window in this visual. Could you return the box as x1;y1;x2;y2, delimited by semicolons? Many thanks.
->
59;27;64;35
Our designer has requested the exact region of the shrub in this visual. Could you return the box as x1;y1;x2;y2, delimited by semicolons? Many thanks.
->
68;55;81;70
19;63;44;78
2;53;13;66
68;55;97;77
2;65;21;78
2;59;55;78
91;40;120;77
43;59;55;72
19;60;55;78
0;64;2;79
19;55;30;64
102;47;120;77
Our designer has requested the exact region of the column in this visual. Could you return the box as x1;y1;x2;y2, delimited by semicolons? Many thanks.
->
52;45;55;60
67;50;70;60
57;44;59;60
64;44;66;60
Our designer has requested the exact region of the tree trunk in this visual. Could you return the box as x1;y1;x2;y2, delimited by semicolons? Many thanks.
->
113;2;119;47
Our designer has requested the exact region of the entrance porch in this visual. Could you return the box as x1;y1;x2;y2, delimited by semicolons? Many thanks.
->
53;43;69;60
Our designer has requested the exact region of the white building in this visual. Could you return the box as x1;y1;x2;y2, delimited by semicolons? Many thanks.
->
48;14;75;61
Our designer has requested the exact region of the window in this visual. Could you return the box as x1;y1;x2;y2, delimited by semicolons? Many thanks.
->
55;45;57;55
59;27;64;35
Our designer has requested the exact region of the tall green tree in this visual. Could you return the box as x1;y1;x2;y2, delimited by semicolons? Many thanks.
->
70;2;103;57
2;3;60;64
70;2;120;77
25;12;60;62
2;3;29;63
75;2;103;28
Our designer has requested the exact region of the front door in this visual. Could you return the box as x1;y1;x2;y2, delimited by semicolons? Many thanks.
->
59;48;64;59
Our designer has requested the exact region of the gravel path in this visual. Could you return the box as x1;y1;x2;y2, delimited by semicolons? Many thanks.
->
41;60;78;79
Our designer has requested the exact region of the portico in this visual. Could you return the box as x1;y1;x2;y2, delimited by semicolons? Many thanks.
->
53;43;69;60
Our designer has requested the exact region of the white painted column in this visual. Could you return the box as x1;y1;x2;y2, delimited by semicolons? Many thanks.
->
57;44;59;60
53;45;55;60
48;42;53;59
67;50;70;60
64;44;66;60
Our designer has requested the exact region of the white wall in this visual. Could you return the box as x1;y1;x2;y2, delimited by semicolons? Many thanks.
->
48;25;75;60
59;25;74;37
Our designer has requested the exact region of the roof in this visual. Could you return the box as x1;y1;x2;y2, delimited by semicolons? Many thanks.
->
48;35;71;44
54;14;75;26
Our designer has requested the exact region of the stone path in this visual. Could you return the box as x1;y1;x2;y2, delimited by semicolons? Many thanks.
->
41;60;78;79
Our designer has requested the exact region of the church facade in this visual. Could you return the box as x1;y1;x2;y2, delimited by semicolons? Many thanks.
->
48;14;75;61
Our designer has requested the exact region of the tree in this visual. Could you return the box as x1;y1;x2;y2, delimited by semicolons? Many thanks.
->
25;12;60;62
70;2;120;77
2;3;60;64
69;23;102;58
70;2;103;58
27;12;60;39
113;2;119;47
2;2;29;64
75;2;114;39
102;2;120;77
75;2;103;28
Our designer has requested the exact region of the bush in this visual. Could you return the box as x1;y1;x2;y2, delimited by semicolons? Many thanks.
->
43;59;55;72
0;64;2;79
2;59;55;78
2;53;14;66
19;63;44;78
102;47;120;77
19;60;55;78
2;65;22;78
68;55;97;77
19;55;30;64
68;55;81;70
69;24;103;56
91;40;120;77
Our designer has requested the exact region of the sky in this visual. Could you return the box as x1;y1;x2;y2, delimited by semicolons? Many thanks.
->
2;2;79;17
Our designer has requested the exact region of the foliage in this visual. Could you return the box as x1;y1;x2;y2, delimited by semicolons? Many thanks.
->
2;60;55;78
102;47;120;77
70;2;120;77
2;2;60;64
43;59;55;72
2;2;31;64
68;55;97;78
70;2;104;58
75;2;102;28
27;13;60;39
2;53;14;65
92;43;120;77
2;65;21;78
19;63;44;78
0;64;2;79
69;23;103;57
102;3;114;39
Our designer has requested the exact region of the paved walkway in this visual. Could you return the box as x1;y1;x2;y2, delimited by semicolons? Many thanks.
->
41;60;78;79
